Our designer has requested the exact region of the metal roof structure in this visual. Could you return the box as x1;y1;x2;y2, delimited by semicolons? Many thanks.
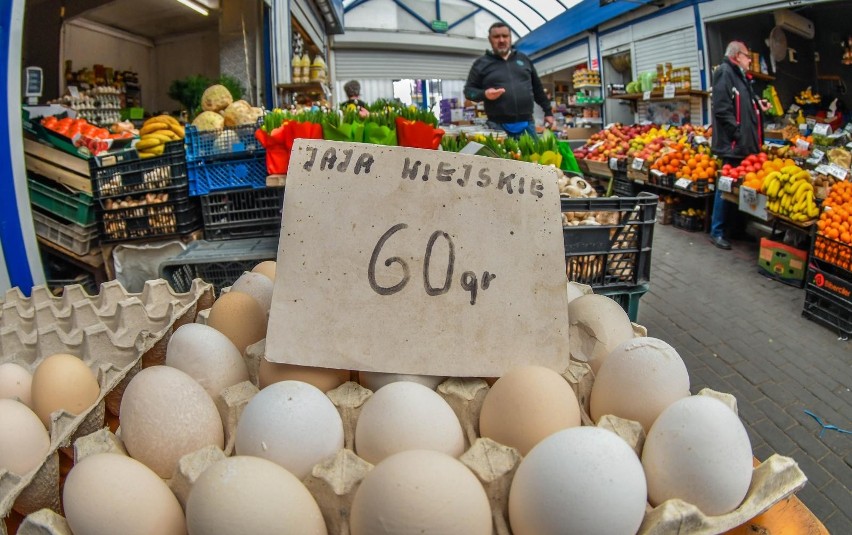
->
343;0;664;56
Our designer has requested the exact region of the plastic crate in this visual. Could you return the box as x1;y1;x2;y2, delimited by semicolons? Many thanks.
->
97;189;200;243
32;210;99;256
185;123;265;162
89;141;186;200
811;233;852;275
672;212;703;232
597;283;650;322
561;192;657;289
188;153;268;196
159;237;279;294
613;176;635;197
27;178;96;226
200;187;284;241
802;281;852;339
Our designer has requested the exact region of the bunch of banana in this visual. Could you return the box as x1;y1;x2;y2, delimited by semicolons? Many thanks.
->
763;165;820;221
135;115;185;159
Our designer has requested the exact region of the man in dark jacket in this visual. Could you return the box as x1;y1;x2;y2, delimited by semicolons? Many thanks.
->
464;22;554;138
709;41;770;249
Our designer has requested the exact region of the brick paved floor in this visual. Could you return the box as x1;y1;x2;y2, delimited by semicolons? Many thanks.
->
636;224;851;533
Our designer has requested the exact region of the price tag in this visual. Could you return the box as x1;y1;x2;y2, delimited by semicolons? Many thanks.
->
609;157;620;171
663;84;676;99
741;186;758;206
588;141;604;152
811;148;825;161
266;140;570;377
674;178;693;189
661;124;671;132
796;139;811;150
718;176;735;193
814;164;831;175
828;164;849;180
651;169;664;178
643;91;651;101
694;135;708;145
813;123;832;136
788;103;801;113
806;118;817;128
632;158;645;170
68;86;80;98
846;141;852;150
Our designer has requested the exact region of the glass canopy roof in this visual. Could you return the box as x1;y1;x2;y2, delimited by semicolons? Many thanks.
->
342;0;584;38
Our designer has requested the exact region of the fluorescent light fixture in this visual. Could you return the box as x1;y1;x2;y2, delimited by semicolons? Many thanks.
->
175;0;209;16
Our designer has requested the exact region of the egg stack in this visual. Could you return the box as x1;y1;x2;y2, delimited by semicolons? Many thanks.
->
0;279;212;527
4;273;807;535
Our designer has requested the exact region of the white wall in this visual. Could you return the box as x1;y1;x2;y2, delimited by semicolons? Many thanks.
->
154;31;220;112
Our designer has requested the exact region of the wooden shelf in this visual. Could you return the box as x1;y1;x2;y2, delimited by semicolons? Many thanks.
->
749;71;775;81
276;82;331;105
609;89;710;102
574;83;602;90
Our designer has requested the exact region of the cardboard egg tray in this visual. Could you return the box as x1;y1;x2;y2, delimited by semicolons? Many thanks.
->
18;329;807;535
0;278;213;530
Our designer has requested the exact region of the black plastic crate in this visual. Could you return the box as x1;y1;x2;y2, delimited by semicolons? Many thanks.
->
159;237;279;294
612;177;635;197
811;233;852;278
672;212;703;232
561;192;657;289
89;141;186;200
200;187;284;240
802;283;852;339
97;188;200;242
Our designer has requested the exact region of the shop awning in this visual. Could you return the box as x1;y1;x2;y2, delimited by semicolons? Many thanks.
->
516;0;662;56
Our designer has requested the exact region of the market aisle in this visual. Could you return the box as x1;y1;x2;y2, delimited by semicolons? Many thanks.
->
636;224;851;533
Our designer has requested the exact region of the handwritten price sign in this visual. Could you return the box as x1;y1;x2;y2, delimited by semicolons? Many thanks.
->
266;140;570;376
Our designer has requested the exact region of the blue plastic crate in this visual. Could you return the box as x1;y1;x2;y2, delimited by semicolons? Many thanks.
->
185;123;265;162
188;154;268;196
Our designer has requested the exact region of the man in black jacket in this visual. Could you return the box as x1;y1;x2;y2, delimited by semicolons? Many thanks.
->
709;41;770;249
464;22;554;138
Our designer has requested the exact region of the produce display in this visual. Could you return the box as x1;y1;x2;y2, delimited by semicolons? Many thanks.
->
814;181;852;270
762;164;821;221
0;269;808;535
135;115;185;158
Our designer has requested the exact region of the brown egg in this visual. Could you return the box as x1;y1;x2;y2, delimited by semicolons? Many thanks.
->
479;366;581;456
251;261;277;282
31;354;100;428
206;291;267;355
258;359;350;392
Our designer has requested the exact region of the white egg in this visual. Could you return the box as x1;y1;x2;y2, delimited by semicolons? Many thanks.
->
350;449;491;535
186;456;326;535
0;362;33;407
358;371;446;392
63;453;186;535
590;337;690;432
568;294;634;373
509;427;647;535
165;323;249;399
355;381;464;464
642;395;753;516
120;366;224;478
235;380;343;479
0;399;50;476
231;271;274;313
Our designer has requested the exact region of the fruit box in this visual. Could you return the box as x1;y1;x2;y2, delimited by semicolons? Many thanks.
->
758;238;807;288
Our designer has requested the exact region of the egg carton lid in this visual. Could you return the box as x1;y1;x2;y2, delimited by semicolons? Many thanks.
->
0;278;213;521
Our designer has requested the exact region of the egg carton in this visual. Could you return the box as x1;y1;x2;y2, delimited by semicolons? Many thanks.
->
0;278;214;525
16;320;806;535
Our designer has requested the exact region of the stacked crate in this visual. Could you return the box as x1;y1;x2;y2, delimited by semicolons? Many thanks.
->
806;234;852;338
185;122;282;240
89;141;200;242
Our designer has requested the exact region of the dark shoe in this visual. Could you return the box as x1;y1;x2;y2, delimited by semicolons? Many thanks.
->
709;235;731;250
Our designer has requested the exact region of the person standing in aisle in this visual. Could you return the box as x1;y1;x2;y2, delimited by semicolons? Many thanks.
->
709;41;771;250
464;22;554;139
342;80;368;112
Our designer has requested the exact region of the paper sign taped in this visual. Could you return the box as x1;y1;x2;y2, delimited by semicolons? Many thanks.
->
266;140;571;377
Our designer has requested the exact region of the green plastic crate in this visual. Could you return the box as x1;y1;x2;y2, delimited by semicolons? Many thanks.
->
596;283;650;322
28;178;96;226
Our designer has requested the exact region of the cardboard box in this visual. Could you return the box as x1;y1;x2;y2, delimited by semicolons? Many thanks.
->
561;126;600;139
758;238;807;287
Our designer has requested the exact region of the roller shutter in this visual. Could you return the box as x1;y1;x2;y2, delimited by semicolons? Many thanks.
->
333;49;479;80
534;39;590;76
